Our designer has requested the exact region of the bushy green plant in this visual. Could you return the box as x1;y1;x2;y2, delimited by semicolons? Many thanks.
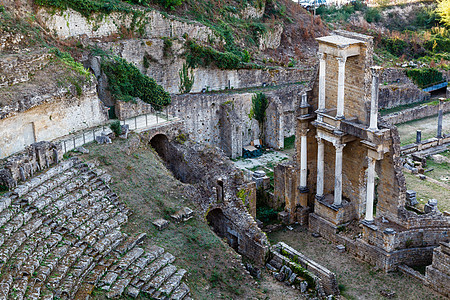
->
424;36;450;53
365;7;381;23
50;48;91;80
110;120;122;136
406;67;444;88
256;206;278;224
185;40;242;69
101;56;171;108
381;37;408;57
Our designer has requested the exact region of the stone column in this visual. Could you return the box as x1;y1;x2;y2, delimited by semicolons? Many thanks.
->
299;129;309;189
333;142;345;207
437;98;444;139
336;57;347;119
318;53;326;121
316;137;324;200
365;156;376;223
369;66;383;131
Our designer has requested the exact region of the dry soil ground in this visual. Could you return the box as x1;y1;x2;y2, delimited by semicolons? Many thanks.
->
268;226;445;300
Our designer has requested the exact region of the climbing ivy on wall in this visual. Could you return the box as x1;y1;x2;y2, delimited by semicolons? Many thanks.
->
101;56;171;108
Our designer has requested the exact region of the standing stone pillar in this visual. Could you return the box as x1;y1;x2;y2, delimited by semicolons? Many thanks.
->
416;130;422;144
298;128;309;208
369;66;383;131
316;137;324;200
301;91;308;108
365;156;376;223
437;98;444;139
318;53;326;121
336;57;347;119
333;142;345;207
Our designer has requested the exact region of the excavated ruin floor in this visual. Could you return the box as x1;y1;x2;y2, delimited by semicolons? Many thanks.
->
396;113;450;146
268;225;445;300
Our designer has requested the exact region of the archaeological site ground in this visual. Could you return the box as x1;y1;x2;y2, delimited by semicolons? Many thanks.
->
0;0;449;299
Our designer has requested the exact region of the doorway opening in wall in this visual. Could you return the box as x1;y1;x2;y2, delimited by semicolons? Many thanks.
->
107;106;117;119
206;208;239;251
255;187;282;226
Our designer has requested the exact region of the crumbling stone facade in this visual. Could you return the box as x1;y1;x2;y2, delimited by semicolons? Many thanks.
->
274;31;450;295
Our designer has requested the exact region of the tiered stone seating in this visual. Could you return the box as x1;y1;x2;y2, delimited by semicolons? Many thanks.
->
0;157;191;299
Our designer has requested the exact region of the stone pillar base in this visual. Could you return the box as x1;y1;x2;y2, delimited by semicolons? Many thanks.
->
295;206;311;226
299;191;309;207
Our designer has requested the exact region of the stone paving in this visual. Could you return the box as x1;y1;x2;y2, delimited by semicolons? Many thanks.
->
0;158;190;299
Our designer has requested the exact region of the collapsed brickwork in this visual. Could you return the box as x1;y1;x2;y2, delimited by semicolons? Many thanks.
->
146;136;269;264
274;30;450;296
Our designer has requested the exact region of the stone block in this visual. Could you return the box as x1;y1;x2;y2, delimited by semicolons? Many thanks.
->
152;219;169;231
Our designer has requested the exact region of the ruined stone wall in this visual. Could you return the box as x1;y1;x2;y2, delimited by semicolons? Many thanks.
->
37;8;217;43
0;141;62;189
382;101;450;125
376;125;406;223
425;242;450;298
150;140;269;264
168;84;307;157
96;39;314;94
379;67;430;109
0;85;107;159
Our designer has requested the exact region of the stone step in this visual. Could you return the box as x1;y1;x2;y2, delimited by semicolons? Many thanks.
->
110;247;145;274
0;196;12;215
106;277;132;298
143;264;178;296
13;159;75;198
153;269;187;299
170;282;190;300
115;233;147;255
131;252;175;289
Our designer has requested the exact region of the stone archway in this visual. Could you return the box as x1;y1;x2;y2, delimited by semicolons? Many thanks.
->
150;134;169;162
206;208;239;251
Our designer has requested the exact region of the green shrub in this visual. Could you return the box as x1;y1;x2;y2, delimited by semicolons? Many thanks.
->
406;68;444;88
381;37;408;57
365;7;381;23
424;36;450;53
50;48;91;80
110;120;122;136
256;206;278;224
101;56;171;108
185;40;242;70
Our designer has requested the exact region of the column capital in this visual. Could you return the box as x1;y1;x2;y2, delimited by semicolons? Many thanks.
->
299;128;309;136
318;52;326;60
336;56;347;64
333;142;346;151
370;66;383;77
315;136;323;144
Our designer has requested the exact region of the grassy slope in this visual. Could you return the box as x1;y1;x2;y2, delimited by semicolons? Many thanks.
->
78;136;267;299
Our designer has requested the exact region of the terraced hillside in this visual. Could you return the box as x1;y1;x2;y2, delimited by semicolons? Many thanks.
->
0;157;191;299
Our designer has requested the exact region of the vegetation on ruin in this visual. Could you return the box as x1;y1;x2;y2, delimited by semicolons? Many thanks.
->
101;56;171;108
109;120;122;136
251;92;268;141
406;67;444;88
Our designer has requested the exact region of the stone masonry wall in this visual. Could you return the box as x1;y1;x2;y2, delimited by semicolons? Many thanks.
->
96;39;314;94
0;84;107;159
382;101;450;125
0;141;62;189
425;242;450;298
168;84;308;157
379;67;430;109
37;8;217;43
